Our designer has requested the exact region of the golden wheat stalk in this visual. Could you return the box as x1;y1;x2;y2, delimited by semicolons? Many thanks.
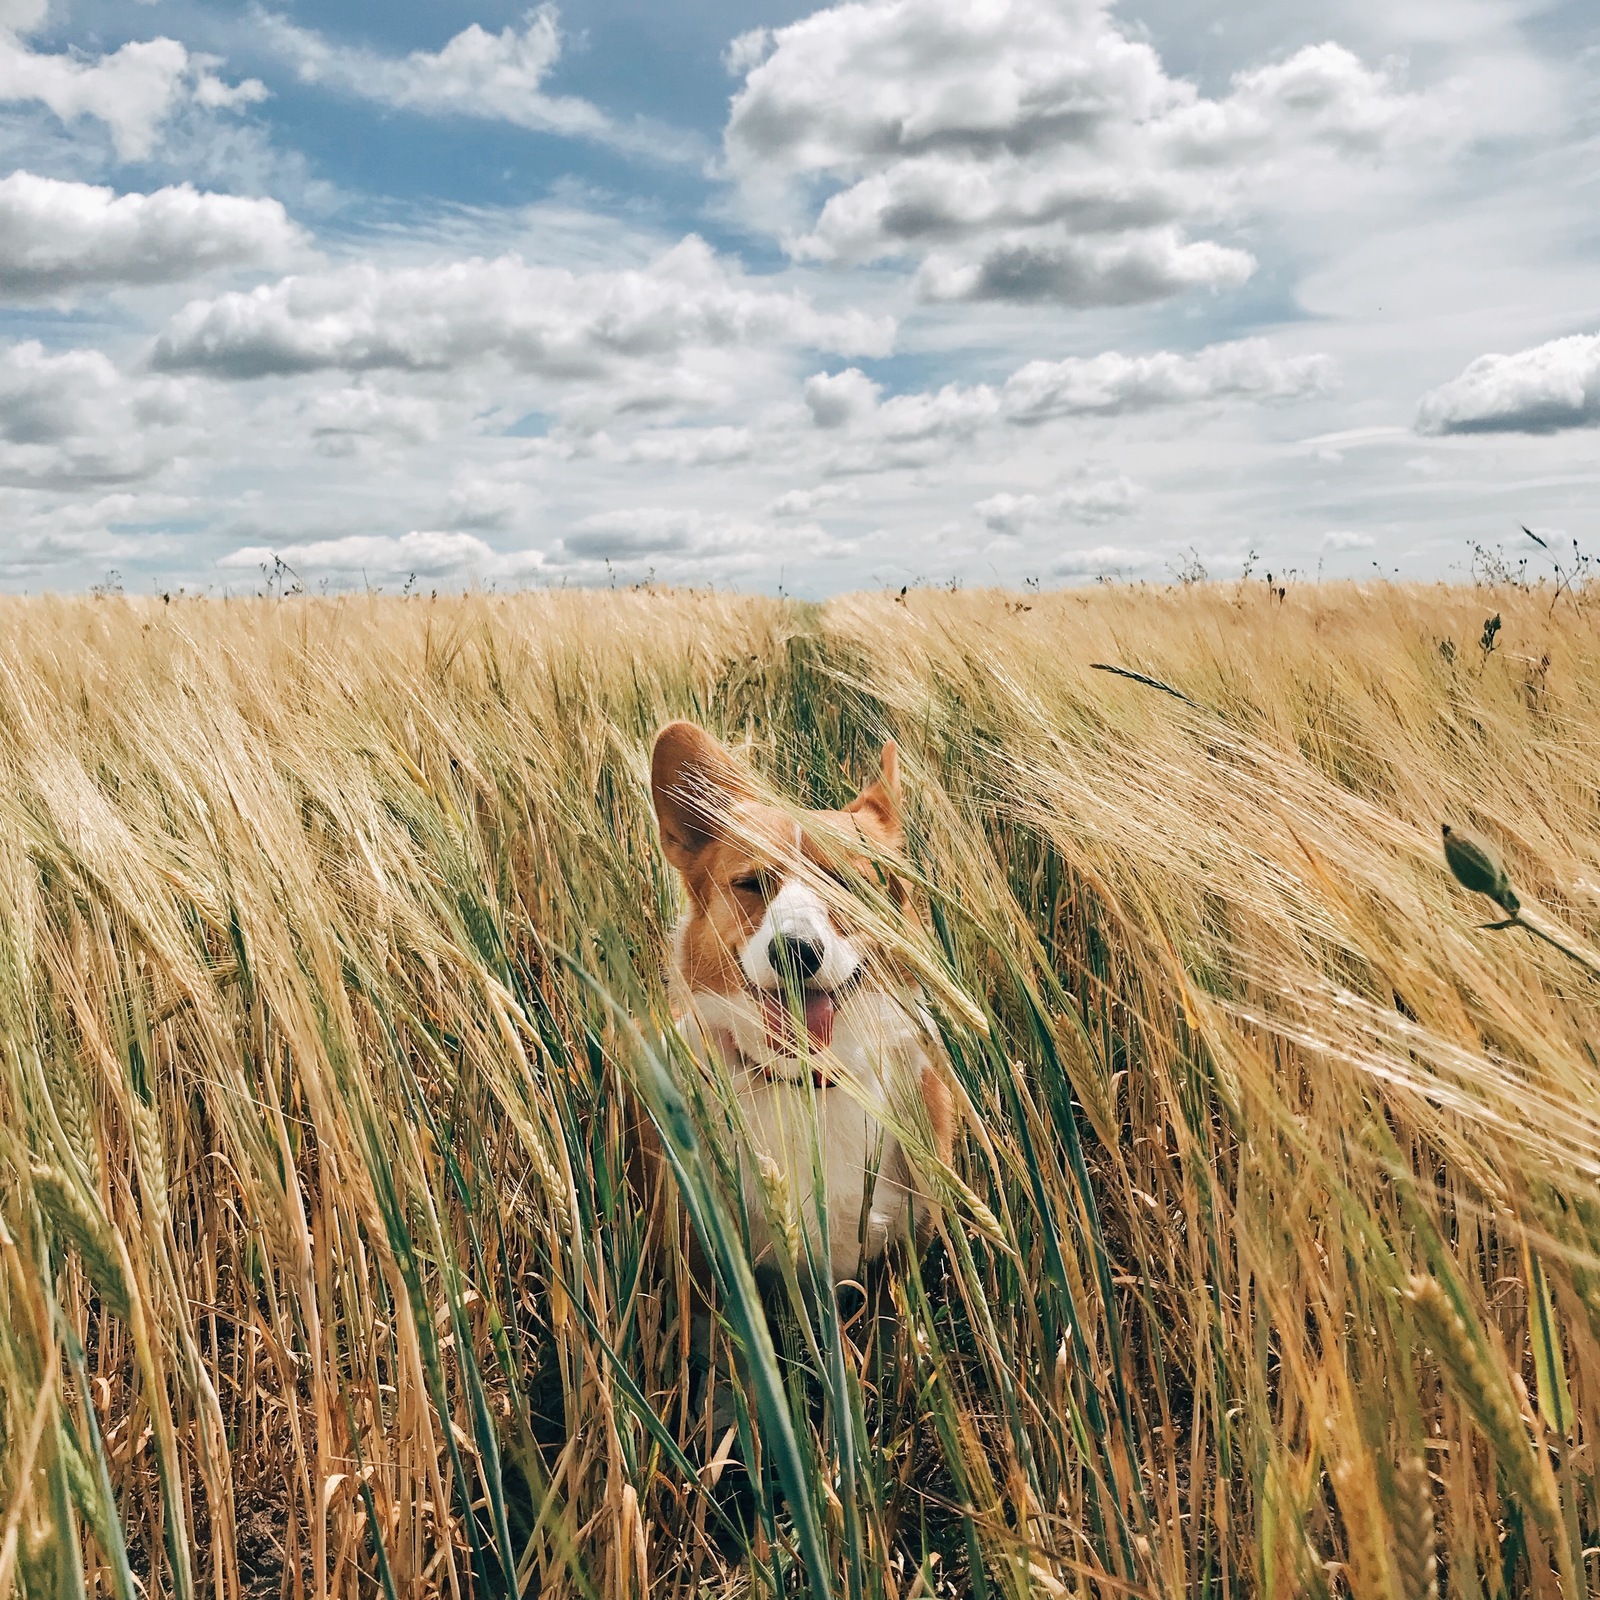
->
1;584;1598;1599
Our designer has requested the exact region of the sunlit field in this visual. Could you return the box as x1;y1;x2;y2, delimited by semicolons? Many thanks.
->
5;581;1600;1599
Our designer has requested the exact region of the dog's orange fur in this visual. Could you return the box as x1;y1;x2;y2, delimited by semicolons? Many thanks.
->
653;720;904;999
649;720;954;1271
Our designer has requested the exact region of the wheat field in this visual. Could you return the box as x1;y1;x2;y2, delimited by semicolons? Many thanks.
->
3;581;1600;1599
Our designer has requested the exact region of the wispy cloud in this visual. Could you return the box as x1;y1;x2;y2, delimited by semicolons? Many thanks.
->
256;5;699;160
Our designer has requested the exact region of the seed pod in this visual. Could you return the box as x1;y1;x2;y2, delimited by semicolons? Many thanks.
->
1329;1453;1397;1600
131;1097;168;1227
61;1426;117;1559
42;1046;98;1179
1391;1453;1438;1600
30;1164;131;1319
1405;1274;1558;1537
1440;825;1520;915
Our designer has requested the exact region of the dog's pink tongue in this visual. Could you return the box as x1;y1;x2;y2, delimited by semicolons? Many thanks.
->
804;990;836;1050
758;993;789;1054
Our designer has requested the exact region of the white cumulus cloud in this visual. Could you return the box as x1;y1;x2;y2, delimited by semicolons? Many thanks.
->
1000;339;1333;422
976;478;1141;532
1051;543;1154;576
803;366;884;428
725;0;1435;305
768;482;859;517
0;26;265;161
801;365;1002;470
915;231;1252;306
554;505;856;569
614;426;753;466
1415;333;1600;435
0;0;47;34
218;530;502;576
0;172;302;298
797;339;1328;471
0;340;195;488
562;506;770;560
302;386;442;455
805;366;1001;437
1201;43;1429;158
151;237;894;420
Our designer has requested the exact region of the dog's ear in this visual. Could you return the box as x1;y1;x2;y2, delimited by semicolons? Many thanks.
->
651;721;755;871
845;739;902;841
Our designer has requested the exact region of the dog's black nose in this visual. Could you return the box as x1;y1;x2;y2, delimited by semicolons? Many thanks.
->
768;935;824;983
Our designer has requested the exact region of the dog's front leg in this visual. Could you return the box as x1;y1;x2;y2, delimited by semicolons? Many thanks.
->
865;1135;915;1259
865;1035;951;1256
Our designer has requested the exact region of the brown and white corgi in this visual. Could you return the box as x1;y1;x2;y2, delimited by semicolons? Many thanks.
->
650;720;954;1287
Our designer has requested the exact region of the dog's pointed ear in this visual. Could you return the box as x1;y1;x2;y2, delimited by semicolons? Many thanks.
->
651;721;754;871
845;738;902;840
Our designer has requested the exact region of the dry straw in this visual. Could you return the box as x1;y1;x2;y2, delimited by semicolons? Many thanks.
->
1;582;1599;1599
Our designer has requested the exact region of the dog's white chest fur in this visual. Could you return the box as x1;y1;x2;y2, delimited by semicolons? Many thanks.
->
681;987;931;1284
738;1044;898;1284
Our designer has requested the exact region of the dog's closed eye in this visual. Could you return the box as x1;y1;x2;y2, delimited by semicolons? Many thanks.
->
730;869;779;900
811;859;868;893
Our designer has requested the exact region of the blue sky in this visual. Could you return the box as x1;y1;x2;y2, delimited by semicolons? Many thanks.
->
1;0;1597;593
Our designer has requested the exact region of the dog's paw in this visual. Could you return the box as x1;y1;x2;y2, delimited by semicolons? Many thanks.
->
866;1209;894;1255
